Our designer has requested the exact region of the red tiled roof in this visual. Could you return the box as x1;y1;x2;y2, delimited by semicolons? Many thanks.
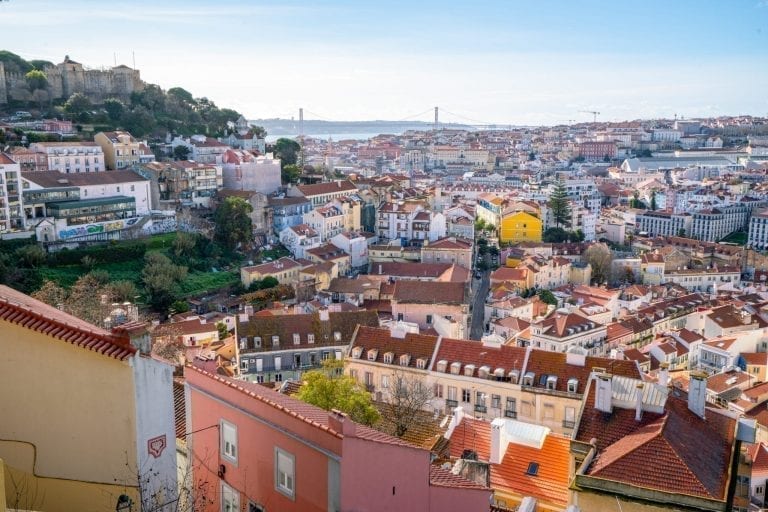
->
296;180;357;197
429;464;489;490
523;350;641;394
0;285;135;360
433;338;527;378
392;280;466;304
351;326;439;368
449;418;570;507
576;379;736;501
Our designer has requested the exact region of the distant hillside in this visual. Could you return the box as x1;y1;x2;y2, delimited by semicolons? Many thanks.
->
252;118;475;137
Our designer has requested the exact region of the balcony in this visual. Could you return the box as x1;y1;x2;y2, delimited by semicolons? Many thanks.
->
474;404;487;414
446;399;459;408
365;383;375;392
562;420;576;429
504;409;517;419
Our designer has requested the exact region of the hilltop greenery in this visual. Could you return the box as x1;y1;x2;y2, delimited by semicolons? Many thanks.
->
0;50;244;138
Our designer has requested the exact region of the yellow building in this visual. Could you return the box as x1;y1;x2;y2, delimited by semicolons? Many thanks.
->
94;131;143;170
499;210;542;244
240;256;305;288
0;286;177;512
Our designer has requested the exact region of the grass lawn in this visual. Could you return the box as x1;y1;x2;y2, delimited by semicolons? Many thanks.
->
719;231;747;245
178;270;239;296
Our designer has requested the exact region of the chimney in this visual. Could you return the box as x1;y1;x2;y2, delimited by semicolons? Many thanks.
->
319;309;330;322
688;371;708;419
635;383;644;421
378;264;383;275
444;405;465;439
490;418;508;465
658;362;670;387
328;409;356;437
594;373;613;413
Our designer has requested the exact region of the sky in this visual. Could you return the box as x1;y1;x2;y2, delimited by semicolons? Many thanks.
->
1;0;767;125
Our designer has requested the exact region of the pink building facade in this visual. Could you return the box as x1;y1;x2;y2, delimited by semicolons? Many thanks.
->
185;365;489;512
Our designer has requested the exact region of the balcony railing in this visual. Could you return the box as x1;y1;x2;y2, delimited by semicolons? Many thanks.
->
562;420;576;429
365;383;375;392
504;409;517;419
474;404;487;414
446;399;459;408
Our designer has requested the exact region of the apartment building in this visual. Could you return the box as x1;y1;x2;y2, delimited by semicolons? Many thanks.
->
269;196;312;235
691;203;759;242
660;265;741;292
280;224;321;260
346;326;641;438
289;180;358;206
527;310;608;356
578;141;617;161
240;257;306;288
221;149;281;195
303;204;344;241
29;141;105;173
94;130;144;170
635;209;692;237
420;236;473;268
143;161;223;208
377;201;446;244
0;153;22;232
184;365;490;512
748;208;768;250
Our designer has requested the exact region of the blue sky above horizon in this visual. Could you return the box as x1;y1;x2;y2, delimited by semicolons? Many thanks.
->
2;0;767;125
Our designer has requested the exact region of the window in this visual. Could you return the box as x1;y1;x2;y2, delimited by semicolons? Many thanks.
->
462;389;471;403
274;373;283;382
254;336;262;347
757;485;765;495
491;394;501;409
476;391;486;405
433;383;444;398
322;351;330;360
543;403;555;420
564;406;576;428
308;333;315;344
382;374;390;388
272;335;280;347
397;313;404;321
274;356;282;371
248;503;265;512
426;314;433;324
221;482;239;512
350;369;358;380
293;333;300;345
221;420;237;464
240;359;248;371
130;184;135;192
334;331;342;341
275;447;295;499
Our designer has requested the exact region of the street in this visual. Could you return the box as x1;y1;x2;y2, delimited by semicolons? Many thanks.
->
469;256;491;340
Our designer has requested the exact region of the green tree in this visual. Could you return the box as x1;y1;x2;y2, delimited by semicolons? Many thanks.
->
167;87;195;105
677;228;687;237
538;289;558;306
297;360;380;426
216;321;229;340
170;299;190;315
214;197;253;251
121;106;156;137
141;252;188;312
249;125;267;138
24;69;47;91
103;98;125;122
548;180;571;228
32;280;68;308
172;231;197;260
109;280;139;303
64;93;92;122
273;138;301;167
650;191;657;211
281;163;301;185
630;191;645;209
543;227;569;243
173;145;191;161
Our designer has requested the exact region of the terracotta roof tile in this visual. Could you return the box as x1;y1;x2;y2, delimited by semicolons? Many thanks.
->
351;326;439;368
429;464;489;490
0;285;135;360
523;350;641;394
392;280;466;304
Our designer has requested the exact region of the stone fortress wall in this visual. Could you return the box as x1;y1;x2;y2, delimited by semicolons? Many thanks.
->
0;55;145;104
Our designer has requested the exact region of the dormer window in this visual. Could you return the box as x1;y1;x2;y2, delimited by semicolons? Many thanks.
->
293;333;300;345
464;364;475;377
416;357;427;369
383;352;395;364
436;360;448;373
450;362;462;375
254;336;261;347
334;331;342;342
509;369;520;384
567;378;579;393
307;334;315;344
351;346;363;359
546;375;558;390
399;354;411;367
478;365;491;379
239;337;247;350
367;349;378;361
272;335;280;347
522;371;535;386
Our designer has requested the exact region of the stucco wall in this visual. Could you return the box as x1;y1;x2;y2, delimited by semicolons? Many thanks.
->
0;321;139;511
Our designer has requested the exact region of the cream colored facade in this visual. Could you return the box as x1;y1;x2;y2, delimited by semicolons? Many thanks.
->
0;288;177;512
94;131;143;170
346;346;587;438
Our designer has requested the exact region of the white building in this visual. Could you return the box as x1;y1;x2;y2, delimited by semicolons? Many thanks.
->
635;210;693;237
0;153;22;233
221;150;281;196
748;209;768;250
330;231;370;271
377;201;446;244
279;224;321;260
29;142;105;173
303;204;344;241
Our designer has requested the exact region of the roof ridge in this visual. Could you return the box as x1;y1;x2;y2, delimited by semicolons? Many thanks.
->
186;364;343;438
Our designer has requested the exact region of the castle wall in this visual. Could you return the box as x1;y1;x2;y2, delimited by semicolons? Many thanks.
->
1;58;144;105
0;62;7;104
